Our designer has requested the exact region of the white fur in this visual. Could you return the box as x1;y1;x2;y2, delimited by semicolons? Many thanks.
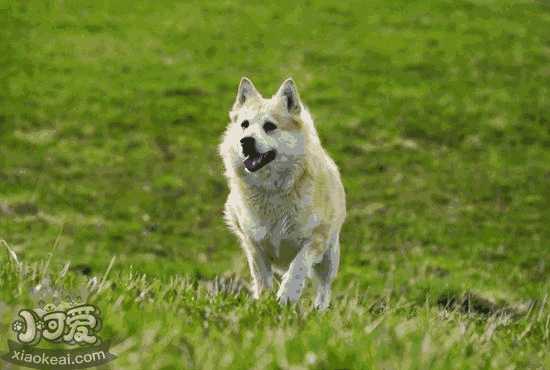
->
219;77;346;309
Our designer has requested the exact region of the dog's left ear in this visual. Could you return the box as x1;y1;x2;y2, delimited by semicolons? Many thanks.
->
276;78;301;115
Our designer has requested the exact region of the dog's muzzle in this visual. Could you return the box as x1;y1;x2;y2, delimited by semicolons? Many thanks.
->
240;137;276;172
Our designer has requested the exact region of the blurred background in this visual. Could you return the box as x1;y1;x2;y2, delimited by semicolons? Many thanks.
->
1;0;549;292
0;2;549;366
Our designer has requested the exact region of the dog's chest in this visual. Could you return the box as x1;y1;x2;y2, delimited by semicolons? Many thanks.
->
245;192;317;266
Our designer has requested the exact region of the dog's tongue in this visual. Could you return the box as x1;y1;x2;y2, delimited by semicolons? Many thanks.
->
244;150;276;172
244;155;263;172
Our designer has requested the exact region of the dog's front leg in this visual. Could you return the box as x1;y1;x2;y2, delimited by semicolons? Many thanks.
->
276;247;309;305
243;242;272;299
277;232;326;305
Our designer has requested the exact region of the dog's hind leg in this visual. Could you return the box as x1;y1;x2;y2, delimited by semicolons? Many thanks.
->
313;232;340;310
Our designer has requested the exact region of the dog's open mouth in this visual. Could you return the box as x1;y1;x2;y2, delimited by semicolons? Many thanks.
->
243;149;276;172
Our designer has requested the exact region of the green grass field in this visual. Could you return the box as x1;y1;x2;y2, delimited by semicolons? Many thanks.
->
1;0;549;369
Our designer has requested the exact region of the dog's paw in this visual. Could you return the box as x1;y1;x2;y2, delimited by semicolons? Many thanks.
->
313;295;330;311
314;287;331;310
276;289;300;305
276;275;305;305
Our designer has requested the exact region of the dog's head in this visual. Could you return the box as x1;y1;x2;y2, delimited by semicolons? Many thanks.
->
220;77;307;189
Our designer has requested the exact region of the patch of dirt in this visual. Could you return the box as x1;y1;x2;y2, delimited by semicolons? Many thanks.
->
72;264;93;276
437;291;526;316
163;87;208;97
0;202;39;216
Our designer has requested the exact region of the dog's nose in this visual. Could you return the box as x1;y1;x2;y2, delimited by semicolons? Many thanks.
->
240;136;256;155
240;137;255;146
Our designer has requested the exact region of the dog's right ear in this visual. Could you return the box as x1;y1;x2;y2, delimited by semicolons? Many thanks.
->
234;77;261;109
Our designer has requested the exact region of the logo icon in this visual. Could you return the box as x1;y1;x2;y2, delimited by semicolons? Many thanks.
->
2;299;116;369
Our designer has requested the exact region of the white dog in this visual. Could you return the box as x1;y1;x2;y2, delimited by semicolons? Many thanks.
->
219;77;346;309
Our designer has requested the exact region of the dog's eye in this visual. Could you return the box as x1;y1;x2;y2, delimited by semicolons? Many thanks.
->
241;120;249;129
263;121;277;133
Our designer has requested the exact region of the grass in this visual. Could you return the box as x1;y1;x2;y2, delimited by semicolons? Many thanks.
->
1;0;549;368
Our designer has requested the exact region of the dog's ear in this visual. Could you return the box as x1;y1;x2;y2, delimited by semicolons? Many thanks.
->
234;77;261;108
276;78;301;115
